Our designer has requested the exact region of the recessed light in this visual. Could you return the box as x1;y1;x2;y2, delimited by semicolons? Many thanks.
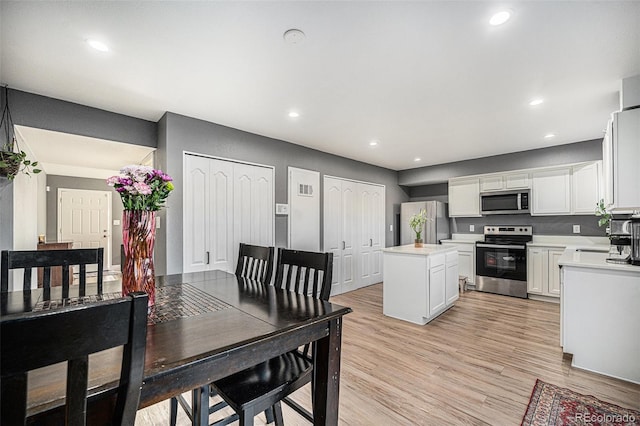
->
87;39;109;52
544;133;556;139
529;98;544;106
414;157;421;162
489;11;511;26
288;111;300;118
369;141;379;146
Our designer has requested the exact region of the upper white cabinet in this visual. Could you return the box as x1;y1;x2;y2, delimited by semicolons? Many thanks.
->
572;161;601;214
480;172;530;192
531;168;572;215
448;177;480;217
604;108;640;211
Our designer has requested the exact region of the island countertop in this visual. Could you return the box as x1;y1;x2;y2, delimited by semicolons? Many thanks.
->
383;244;458;256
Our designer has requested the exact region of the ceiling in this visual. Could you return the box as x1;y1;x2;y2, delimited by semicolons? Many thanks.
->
1;1;639;171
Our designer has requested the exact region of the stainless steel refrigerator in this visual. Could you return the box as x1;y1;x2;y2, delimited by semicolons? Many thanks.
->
400;201;450;245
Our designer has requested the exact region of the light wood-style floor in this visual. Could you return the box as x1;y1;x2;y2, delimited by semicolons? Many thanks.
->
136;284;640;425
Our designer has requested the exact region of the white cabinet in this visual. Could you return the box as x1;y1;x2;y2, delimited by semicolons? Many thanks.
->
440;241;475;285
445;251;460;305
527;246;563;298
531;168;571;215
448;177;480;217
324;176;385;295
480;172;530;192
505;173;530;189
572;162;601;214
383;247;458;325
184;154;274;274
604;108;640;211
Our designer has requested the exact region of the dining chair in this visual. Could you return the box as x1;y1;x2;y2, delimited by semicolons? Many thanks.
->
235;243;275;284
170;243;275;425
211;248;333;425
1;248;104;296
0;291;148;425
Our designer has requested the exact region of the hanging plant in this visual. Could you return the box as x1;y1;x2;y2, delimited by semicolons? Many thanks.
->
0;86;41;180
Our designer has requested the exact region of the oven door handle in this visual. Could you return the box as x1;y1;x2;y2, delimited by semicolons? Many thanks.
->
476;243;526;250
502;256;515;261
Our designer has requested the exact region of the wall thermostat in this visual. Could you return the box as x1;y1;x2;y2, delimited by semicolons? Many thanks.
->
276;203;289;215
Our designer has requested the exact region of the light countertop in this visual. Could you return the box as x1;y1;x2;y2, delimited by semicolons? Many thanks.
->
558;248;640;273
527;235;609;248
384;244;458;256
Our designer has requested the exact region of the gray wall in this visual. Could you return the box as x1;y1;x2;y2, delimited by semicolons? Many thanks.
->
0;88;157;253
157;112;409;275
7;89;157;147
403;139;606;236
46;175;124;266
399;139;603;186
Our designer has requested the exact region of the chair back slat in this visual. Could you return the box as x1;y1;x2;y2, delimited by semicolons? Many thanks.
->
0;248;104;293
274;248;333;300
0;292;148;425
235;244;274;284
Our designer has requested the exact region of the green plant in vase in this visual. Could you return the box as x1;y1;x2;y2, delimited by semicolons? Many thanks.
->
595;199;612;236
409;208;428;247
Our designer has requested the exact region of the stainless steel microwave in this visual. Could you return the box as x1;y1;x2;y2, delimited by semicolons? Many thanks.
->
480;190;530;215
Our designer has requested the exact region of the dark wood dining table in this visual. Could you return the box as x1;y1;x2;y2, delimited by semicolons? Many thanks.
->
0;270;352;425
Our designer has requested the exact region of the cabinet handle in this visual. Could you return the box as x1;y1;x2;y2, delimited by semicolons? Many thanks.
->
206;251;210;265
370;238;373;247
342;241;346;250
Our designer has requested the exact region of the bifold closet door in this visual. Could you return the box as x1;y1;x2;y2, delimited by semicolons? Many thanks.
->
323;177;356;295
233;163;274;269
323;177;384;295
184;154;273;274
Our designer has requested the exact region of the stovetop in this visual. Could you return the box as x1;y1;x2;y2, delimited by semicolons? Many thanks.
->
480;226;533;245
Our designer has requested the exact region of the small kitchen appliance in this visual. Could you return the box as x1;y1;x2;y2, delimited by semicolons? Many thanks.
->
630;214;640;266
475;226;532;298
606;218;632;264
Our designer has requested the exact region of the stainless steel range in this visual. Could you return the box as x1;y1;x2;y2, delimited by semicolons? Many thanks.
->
475;226;532;298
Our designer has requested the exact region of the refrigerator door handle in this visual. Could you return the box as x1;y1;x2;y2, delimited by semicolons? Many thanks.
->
342;241;345;250
369;238;372;247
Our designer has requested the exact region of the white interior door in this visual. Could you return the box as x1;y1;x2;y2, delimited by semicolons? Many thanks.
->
370;184;385;284
233;162;274;269
323;177;343;295
184;154;210;272
184;153;274;274
288;167;320;251
341;180;357;293
358;184;372;287
58;188;111;270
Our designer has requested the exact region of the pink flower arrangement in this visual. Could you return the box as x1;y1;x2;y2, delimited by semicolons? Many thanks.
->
107;165;174;211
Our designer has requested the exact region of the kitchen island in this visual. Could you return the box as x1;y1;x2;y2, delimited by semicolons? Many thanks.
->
559;248;640;384
383;244;459;325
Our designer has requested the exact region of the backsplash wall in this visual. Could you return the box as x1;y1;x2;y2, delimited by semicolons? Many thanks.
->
451;215;605;236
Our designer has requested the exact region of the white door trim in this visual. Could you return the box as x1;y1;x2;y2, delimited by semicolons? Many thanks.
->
57;188;112;271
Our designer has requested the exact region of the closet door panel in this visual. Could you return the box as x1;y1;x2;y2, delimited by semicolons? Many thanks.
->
184;155;210;272
210;161;233;271
252;167;274;247
358;184;372;287
341;180;357;292
370;185;385;283
323;177;343;294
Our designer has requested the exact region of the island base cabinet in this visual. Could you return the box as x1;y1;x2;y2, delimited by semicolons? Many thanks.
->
562;266;640;384
383;249;458;325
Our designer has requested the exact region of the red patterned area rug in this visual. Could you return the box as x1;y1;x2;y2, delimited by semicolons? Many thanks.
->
521;379;640;426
